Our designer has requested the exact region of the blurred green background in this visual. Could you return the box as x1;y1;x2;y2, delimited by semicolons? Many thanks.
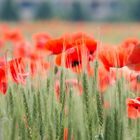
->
0;0;140;22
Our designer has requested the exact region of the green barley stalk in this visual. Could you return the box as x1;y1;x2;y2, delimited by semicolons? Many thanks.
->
54;66;58;75
117;79;123;117
50;85;55;121
37;91;44;140
10;116;16;140
136;118;140;139
93;60;99;90
113;109;119;140
55;107;59;140
104;112;115;140
68;89;72;140
128;118;132;130
104;115;113;140
32;94;37;122
96;92;104;140
8;88;14;117
18;120;26;140
59;100;65;140
43;78;50;130
82;72;89;115
59;69;66;140
93;60;104;139
96;91;104;128
114;79;124;140
47;120;53;140
60;69;65;105
46;78;50;95
22;90;32;140
93;60;103;127
82;72;93;139
119;121;123;140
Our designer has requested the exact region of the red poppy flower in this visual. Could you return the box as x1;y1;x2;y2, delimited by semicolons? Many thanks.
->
33;32;51;50
8;58;29;85
70;32;97;55
3;28;23;42
70;32;91;41
98;44;131;71
0;67;7;94
45;32;97;55
13;41;31;58
127;97;140;119
127;43;140;66
55;46;82;72
98;38;139;71
117;38;140;68
127;63;140;71
98;45;119;71
56;48;94;75
45;38;72;54
0;57;29;94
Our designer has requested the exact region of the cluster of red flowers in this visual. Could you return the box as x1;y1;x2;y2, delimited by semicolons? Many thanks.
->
45;32;140;94
0;57;28;94
0;25;51;94
0;25;140;120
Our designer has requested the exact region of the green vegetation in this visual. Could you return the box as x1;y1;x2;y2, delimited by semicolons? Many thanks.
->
0;0;19;21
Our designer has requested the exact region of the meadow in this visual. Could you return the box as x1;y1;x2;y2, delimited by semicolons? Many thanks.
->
0;21;140;140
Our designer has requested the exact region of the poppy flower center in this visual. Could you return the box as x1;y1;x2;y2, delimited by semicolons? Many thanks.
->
134;106;138;109
72;60;80;67
90;51;94;55
137;75;140;83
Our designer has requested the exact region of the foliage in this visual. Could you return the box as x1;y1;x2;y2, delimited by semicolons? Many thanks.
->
35;1;53;20
0;0;19;21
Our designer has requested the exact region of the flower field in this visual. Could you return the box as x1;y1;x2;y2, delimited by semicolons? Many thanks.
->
0;21;140;140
